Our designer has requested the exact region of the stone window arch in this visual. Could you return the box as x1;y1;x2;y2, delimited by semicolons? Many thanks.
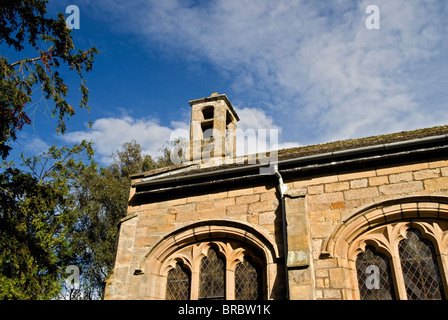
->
136;220;280;300
160;240;265;300
349;221;448;299
325;197;448;300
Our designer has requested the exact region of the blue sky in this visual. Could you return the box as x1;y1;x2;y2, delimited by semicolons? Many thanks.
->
7;0;448;166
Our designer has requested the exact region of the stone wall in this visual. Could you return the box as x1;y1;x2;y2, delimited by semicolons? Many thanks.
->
105;180;285;299
104;158;448;300
293;159;448;300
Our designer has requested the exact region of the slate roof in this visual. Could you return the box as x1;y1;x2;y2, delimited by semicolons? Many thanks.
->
131;124;448;181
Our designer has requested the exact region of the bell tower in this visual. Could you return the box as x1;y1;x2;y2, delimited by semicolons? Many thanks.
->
188;92;239;164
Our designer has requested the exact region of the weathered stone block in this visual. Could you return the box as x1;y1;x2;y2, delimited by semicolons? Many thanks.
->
196;200;214;210
329;268;347;289
325;181;349;193
369;175;389;186
379;181;424;195
350;179;368;189
344;187;379;200
226;204;248;216
228;187;254;197
424;177;448;190
389;172;413;183
248;201;274;214
287;250;310;267
213;197;235;208
235;194;260;204
376;162;428;175
413;169;440;180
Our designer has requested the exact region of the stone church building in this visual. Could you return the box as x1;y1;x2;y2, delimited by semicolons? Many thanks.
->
104;93;448;300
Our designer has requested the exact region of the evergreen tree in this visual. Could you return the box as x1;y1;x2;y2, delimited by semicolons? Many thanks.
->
0;0;97;299
0;141;95;299
0;0;98;159
64;140;175;299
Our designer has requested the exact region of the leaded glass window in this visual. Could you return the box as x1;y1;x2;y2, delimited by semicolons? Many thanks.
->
199;247;225;300
398;229;444;300
166;263;191;300
235;257;261;300
356;245;395;300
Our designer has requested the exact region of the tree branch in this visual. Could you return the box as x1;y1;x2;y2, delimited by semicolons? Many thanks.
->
10;56;42;67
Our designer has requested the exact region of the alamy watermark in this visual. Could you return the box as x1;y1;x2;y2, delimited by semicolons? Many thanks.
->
365;5;380;30
365;265;380;290
65;265;80;290
65;5;80;29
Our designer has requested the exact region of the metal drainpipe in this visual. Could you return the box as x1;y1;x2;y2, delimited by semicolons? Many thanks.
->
273;164;290;300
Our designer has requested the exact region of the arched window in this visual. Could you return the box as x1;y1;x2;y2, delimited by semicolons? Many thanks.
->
398;228;444;300
161;240;268;300
350;222;448;300
326;200;448;300
139;221;278;300
166;263;191;300
356;245;395;300
199;247;225;300
235;257;262;300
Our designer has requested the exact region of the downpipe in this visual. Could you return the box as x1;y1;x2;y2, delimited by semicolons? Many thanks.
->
273;164;290;300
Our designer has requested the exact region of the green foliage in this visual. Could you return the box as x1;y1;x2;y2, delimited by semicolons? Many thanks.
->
0;0;98;298
0;0;98;160
0;141;95;299
64;140;175;299
0;0;178;300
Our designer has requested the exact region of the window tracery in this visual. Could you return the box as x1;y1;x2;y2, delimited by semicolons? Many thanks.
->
199;247;225;300
356;245;395;300
235;257;262;300
162;240;264;300
166;263;191;300
351;221;448;300
398;228;444;300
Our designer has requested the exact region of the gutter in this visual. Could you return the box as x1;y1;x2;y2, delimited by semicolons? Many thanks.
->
132;134;448;192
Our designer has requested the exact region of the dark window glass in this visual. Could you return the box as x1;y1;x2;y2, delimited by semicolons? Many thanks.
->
199;248;225;300
399;228;444;300
166;263;191;300
356;245;395;300
235;257;262;300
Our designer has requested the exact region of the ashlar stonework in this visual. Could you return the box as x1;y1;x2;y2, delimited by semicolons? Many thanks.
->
104;93;448;300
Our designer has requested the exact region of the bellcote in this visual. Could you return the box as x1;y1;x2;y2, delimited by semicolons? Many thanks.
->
188;92;239;164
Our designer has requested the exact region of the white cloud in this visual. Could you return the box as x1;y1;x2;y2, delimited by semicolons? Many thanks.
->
62;107;300;164
83;0;448;144
234;107;300;156
13;133;51;158
62;117;184;164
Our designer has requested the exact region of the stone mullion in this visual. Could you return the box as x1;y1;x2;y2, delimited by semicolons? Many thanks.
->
190;269;200;300
389;255;408;300
226;269;235;300
438;253;448;298
432;229;448;299
385;224;408;300
223;242;245;300
189;243;209;300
